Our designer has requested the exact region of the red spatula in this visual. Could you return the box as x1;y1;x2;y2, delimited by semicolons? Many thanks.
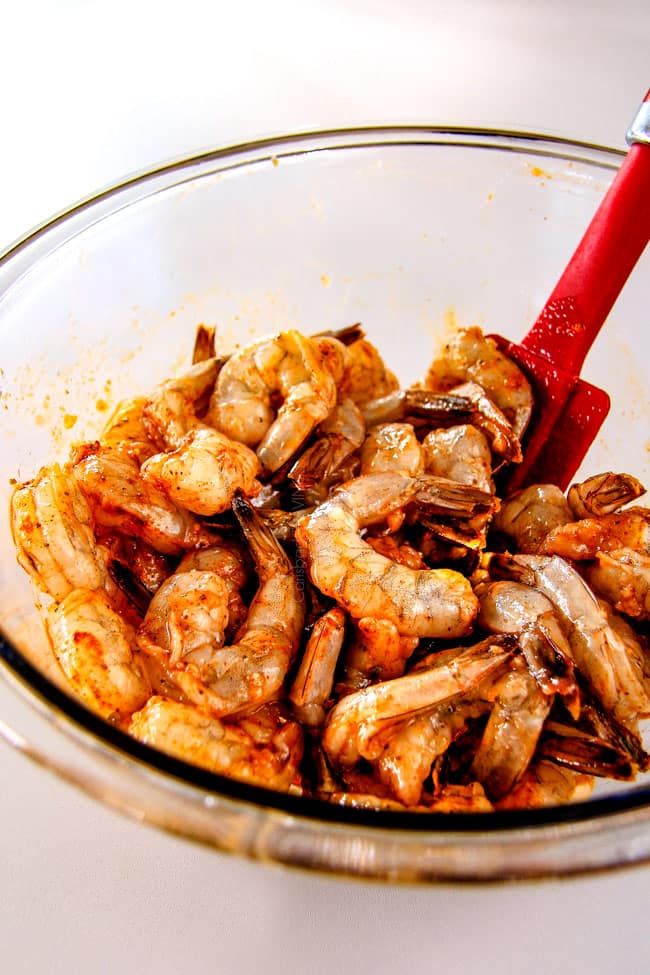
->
493;90;650;494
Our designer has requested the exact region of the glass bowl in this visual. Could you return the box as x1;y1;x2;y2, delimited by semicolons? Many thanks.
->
1;128;650;882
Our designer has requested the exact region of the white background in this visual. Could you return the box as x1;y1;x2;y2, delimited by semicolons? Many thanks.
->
1;2;650;973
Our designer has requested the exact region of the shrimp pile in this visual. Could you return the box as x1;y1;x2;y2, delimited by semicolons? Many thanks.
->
10;323;650;812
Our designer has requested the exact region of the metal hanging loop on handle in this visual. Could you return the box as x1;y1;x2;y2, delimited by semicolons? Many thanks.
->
626;90;650;146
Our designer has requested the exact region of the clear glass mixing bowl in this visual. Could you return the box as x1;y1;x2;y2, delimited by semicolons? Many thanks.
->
1;128;649;882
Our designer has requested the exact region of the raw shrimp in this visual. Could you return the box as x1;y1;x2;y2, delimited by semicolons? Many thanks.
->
376;696;490;806
359;423;424;477
166;495;305;717
494;472;646;553
471;661;552;801
322;636;516;768
361;385;521;463
568;471;646;519
477;580;578;709
448;382;522;463
423;424;494;494
73;445;214;555
11;464;107;602
142;425;261;517
340;617;419;688
289;606;347;726
48;588;151;721
491;554;650;728
421;424;496;550
140;357;261;516
208;330;337;473
295;471;479;638
542;507;650;560
143;357;221;449
138;570;231;667
497;759;594;809
288;398;365;490
100;397;159;464
491;484;573;553
312;333;350;386
130;697;303;792
542;506;650;620
585;550;650;621
177;541;249;638
116;537;174;595
338;336;400;406
424;325;533;438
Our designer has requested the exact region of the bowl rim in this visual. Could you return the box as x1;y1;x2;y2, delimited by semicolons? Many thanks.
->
0;124;625;268
2;124;646;841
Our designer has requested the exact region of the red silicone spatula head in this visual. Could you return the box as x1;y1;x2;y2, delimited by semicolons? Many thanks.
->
493;90;650;494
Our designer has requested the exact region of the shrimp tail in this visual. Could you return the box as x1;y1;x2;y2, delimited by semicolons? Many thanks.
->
415;476;499;519
232;491;290;570
568;472;646;518
537;722;637;780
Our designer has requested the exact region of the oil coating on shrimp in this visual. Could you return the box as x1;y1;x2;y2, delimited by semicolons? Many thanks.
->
361;382;521;464
142;425;261;517
375;698;483;806
585;550;650;621
177;540;249;638
295;471;479;638
359;423;424;477
497;759;595;809
471;660;553;801
208;330;337;473
339;617;419;688
542;507;650;560
493;475;646;555
143;357;221;449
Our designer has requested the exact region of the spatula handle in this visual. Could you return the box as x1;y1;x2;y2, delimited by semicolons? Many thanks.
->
521;90;650;374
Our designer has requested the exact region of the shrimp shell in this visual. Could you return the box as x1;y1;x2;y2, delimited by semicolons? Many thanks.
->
295;472;479;638
322;636;515;768
424;325;533;438
130;697;303;792
11;464;107;602
48;588;151;721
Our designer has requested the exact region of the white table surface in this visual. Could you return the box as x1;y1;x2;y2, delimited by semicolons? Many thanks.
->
2;3;650;972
